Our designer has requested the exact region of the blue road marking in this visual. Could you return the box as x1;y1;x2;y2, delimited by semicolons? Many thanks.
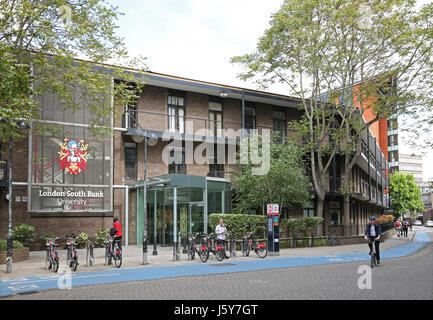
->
1;232;430;297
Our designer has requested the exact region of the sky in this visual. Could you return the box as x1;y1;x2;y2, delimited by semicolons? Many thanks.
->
108;0;433;181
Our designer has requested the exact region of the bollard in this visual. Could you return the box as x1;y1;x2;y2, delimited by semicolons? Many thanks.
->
311;232;315;247
242;236;247;256
142;236;148;265
86;245;89;267
104;243;109;265
45;247;50;270
89;245;94;266
187;234;191;260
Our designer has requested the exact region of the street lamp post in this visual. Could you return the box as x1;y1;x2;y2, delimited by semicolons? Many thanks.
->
6;136;13;273
4;119;30;273
142;134;148;265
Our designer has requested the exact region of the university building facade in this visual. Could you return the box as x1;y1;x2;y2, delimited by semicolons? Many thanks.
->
0;62;390;248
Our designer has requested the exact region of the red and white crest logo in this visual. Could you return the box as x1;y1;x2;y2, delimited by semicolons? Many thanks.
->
58;138;89;174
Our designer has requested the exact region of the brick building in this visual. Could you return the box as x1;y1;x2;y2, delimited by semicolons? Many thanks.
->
0;60;391;248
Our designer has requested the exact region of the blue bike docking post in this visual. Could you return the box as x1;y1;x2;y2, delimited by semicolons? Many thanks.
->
267;204;280;256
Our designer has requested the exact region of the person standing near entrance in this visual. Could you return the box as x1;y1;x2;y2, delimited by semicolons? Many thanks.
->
215;219;229;259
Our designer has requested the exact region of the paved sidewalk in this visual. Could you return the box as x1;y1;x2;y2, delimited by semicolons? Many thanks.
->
1;229;429;298
0;228;417;278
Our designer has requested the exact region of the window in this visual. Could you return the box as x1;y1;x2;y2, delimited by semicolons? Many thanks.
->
329;201;341;226
124;143;137;180
168;95;185;133
273;110;286;143
209;97;223;137
303;201;315;217
209;144;224;178
168;146;186;174
244;105;256;131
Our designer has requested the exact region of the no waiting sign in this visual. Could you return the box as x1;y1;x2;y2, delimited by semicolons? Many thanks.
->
267;204;279;215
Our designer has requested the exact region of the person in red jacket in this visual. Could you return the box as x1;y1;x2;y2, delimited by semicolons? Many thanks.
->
112;216;122;251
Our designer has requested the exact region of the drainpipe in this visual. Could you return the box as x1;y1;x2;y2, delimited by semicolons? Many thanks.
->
241;89;245;139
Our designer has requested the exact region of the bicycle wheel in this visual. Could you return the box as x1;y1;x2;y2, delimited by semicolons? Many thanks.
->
190;245;195;260
256;243;267;258
114;248;122;268
199;248;208;263
107;249;112;266
53;257;59;273
70;258;77;272
215;248;224;261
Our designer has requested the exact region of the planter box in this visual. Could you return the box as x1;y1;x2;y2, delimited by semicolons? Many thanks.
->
0;247;30;264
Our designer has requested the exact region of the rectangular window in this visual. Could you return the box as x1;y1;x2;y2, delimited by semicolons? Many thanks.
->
329;201;341;226
124;143;137;180
168;94;185;133
303;201;315;217
209;144;224;178
168;146;186;174
273;110;286;143
209;98;223;137
245;105;256;131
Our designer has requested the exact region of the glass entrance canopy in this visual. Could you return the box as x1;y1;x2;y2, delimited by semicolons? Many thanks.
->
131;174;231;246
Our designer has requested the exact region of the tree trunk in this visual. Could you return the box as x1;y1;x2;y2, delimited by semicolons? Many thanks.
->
316;197;325;236
343;193;351;236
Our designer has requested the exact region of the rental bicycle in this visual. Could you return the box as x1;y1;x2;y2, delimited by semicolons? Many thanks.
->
327;232;343;246
105;235;122;268
243;232;267;258
66;237;79;271
203;233;225;262
189;233;208;263
45;238;59;273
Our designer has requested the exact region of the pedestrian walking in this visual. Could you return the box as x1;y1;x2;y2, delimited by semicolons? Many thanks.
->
402;220;409;238
395;219;402;237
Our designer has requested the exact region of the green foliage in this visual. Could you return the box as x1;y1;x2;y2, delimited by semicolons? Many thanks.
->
209;214;267;240
280;217;324;237
75;232;90;249
95;228;109;247
389;171;424;218
0;0;147;142
0;239;25;251
231;0;433;221
232;133;312;214
12;224;35;247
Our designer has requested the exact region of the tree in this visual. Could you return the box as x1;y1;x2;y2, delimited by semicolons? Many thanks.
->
231;133;312;215
389;171;424;219
0;0;147;142
231;0;433;235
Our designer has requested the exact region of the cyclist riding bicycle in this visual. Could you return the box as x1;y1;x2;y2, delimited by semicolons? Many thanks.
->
111;216;122;252
364;216;381;265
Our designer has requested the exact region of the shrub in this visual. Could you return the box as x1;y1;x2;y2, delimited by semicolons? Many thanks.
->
209;214;267;240
12;224;35;247
95;228;109;247
280;217;324;237
76;232;90;248
377;215;395;224
0;239;25;251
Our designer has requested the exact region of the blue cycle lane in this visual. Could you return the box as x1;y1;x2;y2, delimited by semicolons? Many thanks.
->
1;232;431;298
